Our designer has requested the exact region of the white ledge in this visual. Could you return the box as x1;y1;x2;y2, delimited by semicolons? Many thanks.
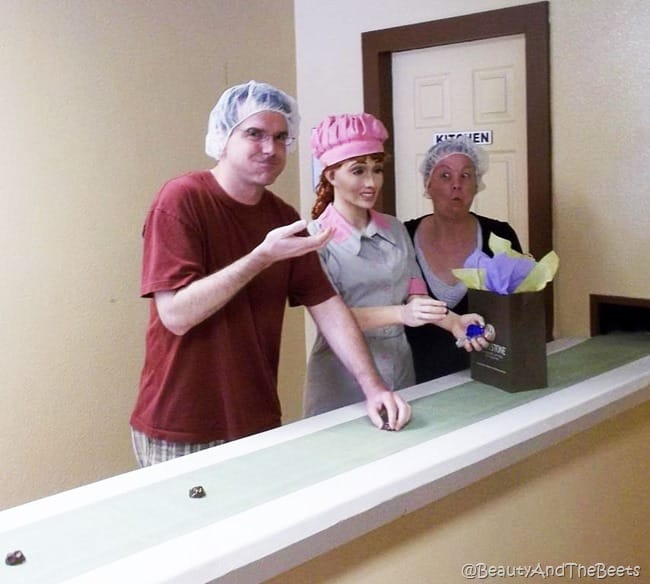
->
2;337;649;584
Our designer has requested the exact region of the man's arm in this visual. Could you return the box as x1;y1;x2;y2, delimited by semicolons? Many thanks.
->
156;220;331;335
308;295;412;431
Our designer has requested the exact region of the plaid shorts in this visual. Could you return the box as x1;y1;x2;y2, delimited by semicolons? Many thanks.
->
130;428;225;467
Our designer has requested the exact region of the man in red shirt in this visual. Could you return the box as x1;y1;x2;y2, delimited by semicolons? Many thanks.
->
130;81;411;466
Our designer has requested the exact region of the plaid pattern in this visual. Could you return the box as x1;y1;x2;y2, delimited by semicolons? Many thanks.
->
130;428;225;467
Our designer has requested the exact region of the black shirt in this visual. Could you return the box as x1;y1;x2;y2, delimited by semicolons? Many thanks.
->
404;213;522;383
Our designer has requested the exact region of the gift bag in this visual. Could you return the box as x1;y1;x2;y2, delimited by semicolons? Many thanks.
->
453;233;558;392
468;289;547;392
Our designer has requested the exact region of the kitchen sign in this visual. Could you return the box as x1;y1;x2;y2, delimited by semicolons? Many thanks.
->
434;130;493;145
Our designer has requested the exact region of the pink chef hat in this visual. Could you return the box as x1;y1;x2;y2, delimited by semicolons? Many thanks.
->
311;113;389;168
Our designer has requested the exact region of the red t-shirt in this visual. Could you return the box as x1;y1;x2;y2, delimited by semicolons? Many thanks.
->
130;171;335;443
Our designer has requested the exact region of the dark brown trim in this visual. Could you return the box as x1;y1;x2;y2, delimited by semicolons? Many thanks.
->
362;2;553;338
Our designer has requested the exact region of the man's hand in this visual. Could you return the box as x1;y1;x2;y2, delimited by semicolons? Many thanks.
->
156;219;331;335
254;220;332;266
365;387;412;431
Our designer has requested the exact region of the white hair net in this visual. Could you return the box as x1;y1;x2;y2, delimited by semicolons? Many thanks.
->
205;80;300;161
420;136;489;192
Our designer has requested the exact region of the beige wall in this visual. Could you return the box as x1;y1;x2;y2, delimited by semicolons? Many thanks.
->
0;0;301;509
295;0;650;339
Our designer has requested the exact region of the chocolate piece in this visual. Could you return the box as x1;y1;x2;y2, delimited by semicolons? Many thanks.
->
5;550;26;566
189;485;206;498
466;323;485;338
455;323;496;347
380;411;395;431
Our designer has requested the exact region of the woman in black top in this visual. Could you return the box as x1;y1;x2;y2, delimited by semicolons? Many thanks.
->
404;138;523;383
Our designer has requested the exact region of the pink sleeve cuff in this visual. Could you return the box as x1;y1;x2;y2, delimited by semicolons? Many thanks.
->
408;277;428;295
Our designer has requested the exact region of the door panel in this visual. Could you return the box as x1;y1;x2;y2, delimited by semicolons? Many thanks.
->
361;2;553;337
392;35;529;249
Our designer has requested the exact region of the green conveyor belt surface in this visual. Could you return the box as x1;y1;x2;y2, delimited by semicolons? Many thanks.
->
2;333;649;583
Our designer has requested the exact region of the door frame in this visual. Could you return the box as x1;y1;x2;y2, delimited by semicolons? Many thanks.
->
362;1;553;335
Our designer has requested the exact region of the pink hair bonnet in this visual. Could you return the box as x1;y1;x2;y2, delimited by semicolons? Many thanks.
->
311;113;388;168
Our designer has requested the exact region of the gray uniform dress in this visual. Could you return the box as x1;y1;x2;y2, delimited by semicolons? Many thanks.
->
303;204;425;417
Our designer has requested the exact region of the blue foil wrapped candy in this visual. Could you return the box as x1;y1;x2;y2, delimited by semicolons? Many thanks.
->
455;323;495;348
466;324;485;338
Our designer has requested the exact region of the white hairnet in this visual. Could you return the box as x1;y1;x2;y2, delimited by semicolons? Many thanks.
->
205;80;300;161
420;136;489;192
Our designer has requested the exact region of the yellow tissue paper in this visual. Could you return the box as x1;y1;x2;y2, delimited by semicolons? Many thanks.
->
452;234;559;294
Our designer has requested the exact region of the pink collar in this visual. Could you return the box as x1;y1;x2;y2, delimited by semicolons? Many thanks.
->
317;204;391;244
